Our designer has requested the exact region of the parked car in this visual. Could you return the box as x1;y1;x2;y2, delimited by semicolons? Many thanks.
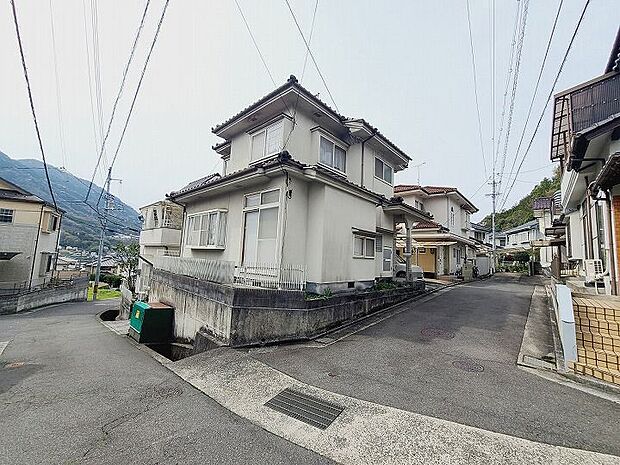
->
394;255;424;280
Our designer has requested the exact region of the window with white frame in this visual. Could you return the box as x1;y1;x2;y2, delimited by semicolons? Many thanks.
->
251;120;284;161
319;136;346;172
0;208;14;223
353;234;375;258
374;157;393;184
450;207;455;226
186;210;227;248
42;212;59;232
242;189;280;264
383;246;392;272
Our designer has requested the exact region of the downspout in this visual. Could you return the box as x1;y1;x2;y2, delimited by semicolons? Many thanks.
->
360;130;377;188
603;189;617;295
28;205;45;290
51;213;63;280
405;220;412;282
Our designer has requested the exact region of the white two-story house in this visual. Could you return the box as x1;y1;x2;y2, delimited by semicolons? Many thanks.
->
167;75;429;293
393;185;479;277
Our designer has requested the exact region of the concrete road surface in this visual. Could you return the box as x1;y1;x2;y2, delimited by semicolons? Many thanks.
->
253;274;620;456
0;300;332;465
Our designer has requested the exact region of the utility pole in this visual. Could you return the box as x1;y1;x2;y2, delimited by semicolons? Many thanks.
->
487;176;500;273
92;167;111;301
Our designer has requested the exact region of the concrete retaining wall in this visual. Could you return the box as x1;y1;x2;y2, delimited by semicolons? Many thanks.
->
149;269;424;346
0;277;88;315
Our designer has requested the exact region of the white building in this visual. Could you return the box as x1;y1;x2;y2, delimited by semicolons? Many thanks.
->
393;185;479;277
550;29;620;293
501;220;542;251
0;177;62;290
137;200;183;293
167;75;429;293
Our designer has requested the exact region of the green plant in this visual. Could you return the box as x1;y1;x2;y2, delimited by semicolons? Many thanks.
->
322;288;333;298
374;281;398;291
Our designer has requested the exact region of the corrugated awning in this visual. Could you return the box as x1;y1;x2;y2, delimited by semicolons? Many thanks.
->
594;152;620;191
413;241;457;247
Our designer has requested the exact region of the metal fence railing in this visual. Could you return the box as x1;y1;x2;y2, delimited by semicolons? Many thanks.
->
151;256;306;290
152;256;235;284
235;262;306;291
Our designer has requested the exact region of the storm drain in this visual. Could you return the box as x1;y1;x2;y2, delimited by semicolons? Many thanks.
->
420;327;455;339
264;388;344;429
452;360;485;373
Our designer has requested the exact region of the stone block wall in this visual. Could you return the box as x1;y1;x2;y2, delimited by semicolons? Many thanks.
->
0;277;88;315
149;269;424;347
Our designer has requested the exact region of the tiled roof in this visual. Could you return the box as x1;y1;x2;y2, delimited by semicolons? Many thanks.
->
412;220;442;230
394;184;457;194
210;76;411;162
168;152;431;221
170;173;222;197
212;75;345;134
344;118;411;161
0;188;43;203
502;219;539;235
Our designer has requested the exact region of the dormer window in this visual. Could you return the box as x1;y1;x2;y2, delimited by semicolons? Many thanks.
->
374;157;393;185
250;119;284;162
319;136;346;173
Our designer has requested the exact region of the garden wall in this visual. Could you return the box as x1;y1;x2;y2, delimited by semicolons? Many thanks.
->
149;269;425;347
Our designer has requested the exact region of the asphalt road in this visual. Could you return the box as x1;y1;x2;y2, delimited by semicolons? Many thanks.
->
0;301;332;465
253;274;620;456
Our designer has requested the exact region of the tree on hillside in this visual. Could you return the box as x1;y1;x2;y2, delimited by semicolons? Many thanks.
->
481;167;560;232
113;241;139;292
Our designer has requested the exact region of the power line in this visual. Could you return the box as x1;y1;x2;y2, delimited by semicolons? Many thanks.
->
233;0;277;86
465;0;487;178
283;0;319;149
500;0;590;210
502;0;564;198
497;0;529;186
85;0;152;202
48;0;68;170
81;0;105;186
493;0;522;173
284;0;339;113
94;0;171;212
10;0;58;211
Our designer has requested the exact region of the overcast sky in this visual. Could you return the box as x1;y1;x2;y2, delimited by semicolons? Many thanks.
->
0;0;618;220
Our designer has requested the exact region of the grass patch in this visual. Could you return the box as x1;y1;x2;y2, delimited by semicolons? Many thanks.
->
88;287;121;301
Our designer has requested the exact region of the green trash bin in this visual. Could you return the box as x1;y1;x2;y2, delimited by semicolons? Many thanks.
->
129;301;173;343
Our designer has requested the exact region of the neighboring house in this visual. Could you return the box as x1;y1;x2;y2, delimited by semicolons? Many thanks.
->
501;220;542;250
550;27;620;294
470;222;491;245
167;75;429;293
393;185;479;277
532;195;562;267
86;257;121;276
136;200;184;292
0;177;63;289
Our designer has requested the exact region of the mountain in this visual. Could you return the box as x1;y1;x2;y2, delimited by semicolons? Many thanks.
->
481;167;561;232
0;151;141;251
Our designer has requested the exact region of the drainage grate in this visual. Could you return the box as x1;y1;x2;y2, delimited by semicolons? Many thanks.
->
265;388;344;429
420;327;455;339
452;360;484;373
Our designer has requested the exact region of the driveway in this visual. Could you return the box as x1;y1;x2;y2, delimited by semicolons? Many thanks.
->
252;274;620;456
0;301;332;465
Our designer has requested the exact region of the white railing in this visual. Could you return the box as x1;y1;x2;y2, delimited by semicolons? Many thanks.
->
235;262;306;291
152;256;235;284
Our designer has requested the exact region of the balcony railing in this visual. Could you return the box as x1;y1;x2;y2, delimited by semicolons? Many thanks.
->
551;73;620;162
